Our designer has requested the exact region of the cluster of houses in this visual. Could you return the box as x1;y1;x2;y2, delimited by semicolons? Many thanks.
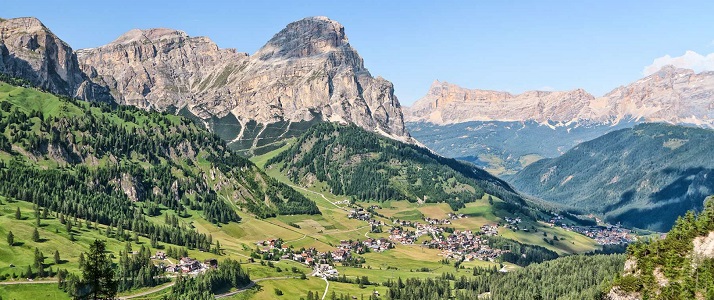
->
152;251;216;274
314;263;339;279
348;207;372;221
447;212;467;220
545;213;636;245
423;217;452;226
561;224;636;245
502;217;522;230
480;224;499;236
423;229;508;262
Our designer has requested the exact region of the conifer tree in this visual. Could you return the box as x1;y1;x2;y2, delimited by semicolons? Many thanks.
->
32;227;40;242
81;240;117;300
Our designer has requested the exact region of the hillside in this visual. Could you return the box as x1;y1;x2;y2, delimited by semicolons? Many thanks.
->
609;197;714;299
408;120;636;175
0;76;318;221
266;122;525;211
510;123;714;231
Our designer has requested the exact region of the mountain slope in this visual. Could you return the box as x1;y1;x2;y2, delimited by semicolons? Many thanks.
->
77;16;410;154
0;76;318;223
510;123;714;231
408;120;637;175
0;17;112;102
609;197;714;300
266;122;526;211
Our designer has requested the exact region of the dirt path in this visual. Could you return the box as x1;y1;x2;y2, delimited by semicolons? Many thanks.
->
214;276;294;299
286;183;348;211
118;282;175;300
0;280;56;285
320;276;329;300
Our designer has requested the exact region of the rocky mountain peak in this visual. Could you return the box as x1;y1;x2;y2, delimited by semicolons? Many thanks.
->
256;16;349;60
0;17;113;102
75;16;411;149
0;17;48;33
109;28;190;46
652;64;694;79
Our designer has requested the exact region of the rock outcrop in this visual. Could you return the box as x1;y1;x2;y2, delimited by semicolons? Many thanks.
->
405;66;714;128
0;17;112;102
77;16;410;143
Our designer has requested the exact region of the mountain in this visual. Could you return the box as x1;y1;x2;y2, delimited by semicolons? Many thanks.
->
0;17;112;102
266;122;527;211
510;123;714;231
77;16;410;155
406;67;714;127
407;120;637;176
405;67;714;174
404;80;596;124
608;197;714;300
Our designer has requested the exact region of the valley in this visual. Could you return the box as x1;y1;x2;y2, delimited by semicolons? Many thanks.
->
1;5;713;299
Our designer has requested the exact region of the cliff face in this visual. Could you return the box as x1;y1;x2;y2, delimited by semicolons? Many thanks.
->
404;80;595;124
0;17;112;102
78;16;410;143
405;66;714;127
601;66;714;127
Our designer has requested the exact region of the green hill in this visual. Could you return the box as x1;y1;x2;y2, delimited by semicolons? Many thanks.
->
510;123;714;231
267;122;529;213
0;77;318;227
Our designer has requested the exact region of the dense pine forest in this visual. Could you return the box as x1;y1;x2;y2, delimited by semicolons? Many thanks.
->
268;123;526;211
382;254;624;300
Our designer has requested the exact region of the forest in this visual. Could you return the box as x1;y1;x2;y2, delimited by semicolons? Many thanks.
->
511;123;714;231
384;254;624;300
268;123;527;212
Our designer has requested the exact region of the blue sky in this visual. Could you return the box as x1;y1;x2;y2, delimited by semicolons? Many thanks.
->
4;0;714;104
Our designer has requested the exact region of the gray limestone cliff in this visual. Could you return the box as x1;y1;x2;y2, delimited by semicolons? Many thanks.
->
0;17;112;102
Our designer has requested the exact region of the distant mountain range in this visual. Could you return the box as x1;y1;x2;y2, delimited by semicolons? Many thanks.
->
405;66;714;127
0;16;411;155
405;67;714;174
510;123;714;231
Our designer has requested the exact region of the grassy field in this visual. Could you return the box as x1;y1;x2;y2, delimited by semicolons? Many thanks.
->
0;283;70;300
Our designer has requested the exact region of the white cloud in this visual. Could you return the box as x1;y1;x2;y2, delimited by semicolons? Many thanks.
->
643;51;714;76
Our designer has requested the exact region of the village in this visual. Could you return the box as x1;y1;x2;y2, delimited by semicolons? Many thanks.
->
545;214;637;245
249;237;394;280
